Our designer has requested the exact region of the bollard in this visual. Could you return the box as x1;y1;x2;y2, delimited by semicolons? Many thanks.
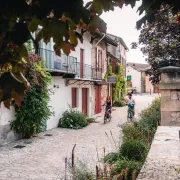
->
150;89;151;95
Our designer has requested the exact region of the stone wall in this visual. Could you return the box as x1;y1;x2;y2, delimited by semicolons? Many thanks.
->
137;126;180;180
159;66;180;126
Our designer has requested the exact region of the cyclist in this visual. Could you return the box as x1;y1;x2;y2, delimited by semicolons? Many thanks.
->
104;96;112;115
126;93;135;117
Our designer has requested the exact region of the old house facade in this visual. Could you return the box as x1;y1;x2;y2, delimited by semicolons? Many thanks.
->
126;63;158;94
107;33;128;76
41;32;117;129
106;34;128;99
0;31;117;145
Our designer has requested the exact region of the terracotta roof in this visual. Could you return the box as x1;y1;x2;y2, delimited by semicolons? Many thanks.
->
127;63;150;72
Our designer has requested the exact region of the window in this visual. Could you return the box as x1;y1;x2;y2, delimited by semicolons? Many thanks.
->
72;88;77;108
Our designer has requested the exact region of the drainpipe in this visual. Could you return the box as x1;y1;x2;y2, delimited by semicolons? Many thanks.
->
91;32;106;113
107;54;110;96
92;33;106;48
92;32;106;80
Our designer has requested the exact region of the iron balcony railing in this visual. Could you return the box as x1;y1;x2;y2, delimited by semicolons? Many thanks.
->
39;48;77;74
39;48;102;80
75;62;102;80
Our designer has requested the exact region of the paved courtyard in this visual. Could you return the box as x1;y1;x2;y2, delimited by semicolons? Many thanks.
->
0;95;158;180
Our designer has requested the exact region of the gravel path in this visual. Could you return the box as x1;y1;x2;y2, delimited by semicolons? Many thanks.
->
0;95;157;180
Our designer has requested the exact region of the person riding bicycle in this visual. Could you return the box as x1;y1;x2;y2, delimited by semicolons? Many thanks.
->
104;96;112;114
126;93;135;117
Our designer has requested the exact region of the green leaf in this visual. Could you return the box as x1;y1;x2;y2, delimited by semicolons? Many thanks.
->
61;43;74;55
36;27;51;44
89;15;107;33
28;18;39;32
67;18;77;30
92;0;104;14
68;30;78;45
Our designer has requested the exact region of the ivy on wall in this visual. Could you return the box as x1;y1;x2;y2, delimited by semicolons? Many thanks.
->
10;55;53;138
105;63;126;103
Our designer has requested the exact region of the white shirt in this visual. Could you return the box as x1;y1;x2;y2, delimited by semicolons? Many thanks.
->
127;98;135;105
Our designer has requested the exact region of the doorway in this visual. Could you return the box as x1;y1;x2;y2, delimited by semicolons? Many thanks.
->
82;88;88;115
95;86;101;114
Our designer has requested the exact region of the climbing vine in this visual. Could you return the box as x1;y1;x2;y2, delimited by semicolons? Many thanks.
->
10;55;53;138
105;63;126;103
113;63;126;101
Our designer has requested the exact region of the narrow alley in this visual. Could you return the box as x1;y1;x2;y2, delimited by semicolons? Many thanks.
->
0;95;158;180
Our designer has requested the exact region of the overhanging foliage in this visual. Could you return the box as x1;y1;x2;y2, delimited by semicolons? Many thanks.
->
0;0;180;107
133;6;180;84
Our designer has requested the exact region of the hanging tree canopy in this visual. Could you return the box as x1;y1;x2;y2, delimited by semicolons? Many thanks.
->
0;0;180;107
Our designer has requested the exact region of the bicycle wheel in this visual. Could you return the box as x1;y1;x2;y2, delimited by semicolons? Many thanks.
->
127;111;131;123
130;110;134;121
109;113;112;121
104;114;107;124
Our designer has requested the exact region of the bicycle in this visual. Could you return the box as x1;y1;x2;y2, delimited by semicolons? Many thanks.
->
103;105;112;124
127;104;134;123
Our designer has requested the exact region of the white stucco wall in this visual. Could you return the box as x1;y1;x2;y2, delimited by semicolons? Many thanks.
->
69;32;92;65
0;103;15;126
0;103;17;145
126;66;141;93
0;76;93;142
47;76;93;130
0;32;97;144
39;31;94;130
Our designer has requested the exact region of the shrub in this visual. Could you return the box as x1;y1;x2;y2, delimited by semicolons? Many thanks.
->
137;98;161;145
111;159;142;179
122;122;144;142
10;60;53;138
103;98;160;179
113;98;126;107
74;167;95;180
68;160;95;180
120;140;148;162
122;98;160;146
104;152;120;164
59;107;88;129
139;98;160;131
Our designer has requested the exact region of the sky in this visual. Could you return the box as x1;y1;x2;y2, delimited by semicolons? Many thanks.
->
100;1;146;64
84;0;146;64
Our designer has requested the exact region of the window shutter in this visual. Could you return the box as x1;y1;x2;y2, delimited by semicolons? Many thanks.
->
72;88;76;108
111;59;116;73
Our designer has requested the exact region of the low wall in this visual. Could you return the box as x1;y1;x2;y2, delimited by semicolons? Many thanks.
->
137;126;180;180
0;103;17;145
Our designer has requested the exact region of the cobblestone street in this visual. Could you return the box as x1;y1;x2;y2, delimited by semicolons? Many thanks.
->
0;95;158;180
